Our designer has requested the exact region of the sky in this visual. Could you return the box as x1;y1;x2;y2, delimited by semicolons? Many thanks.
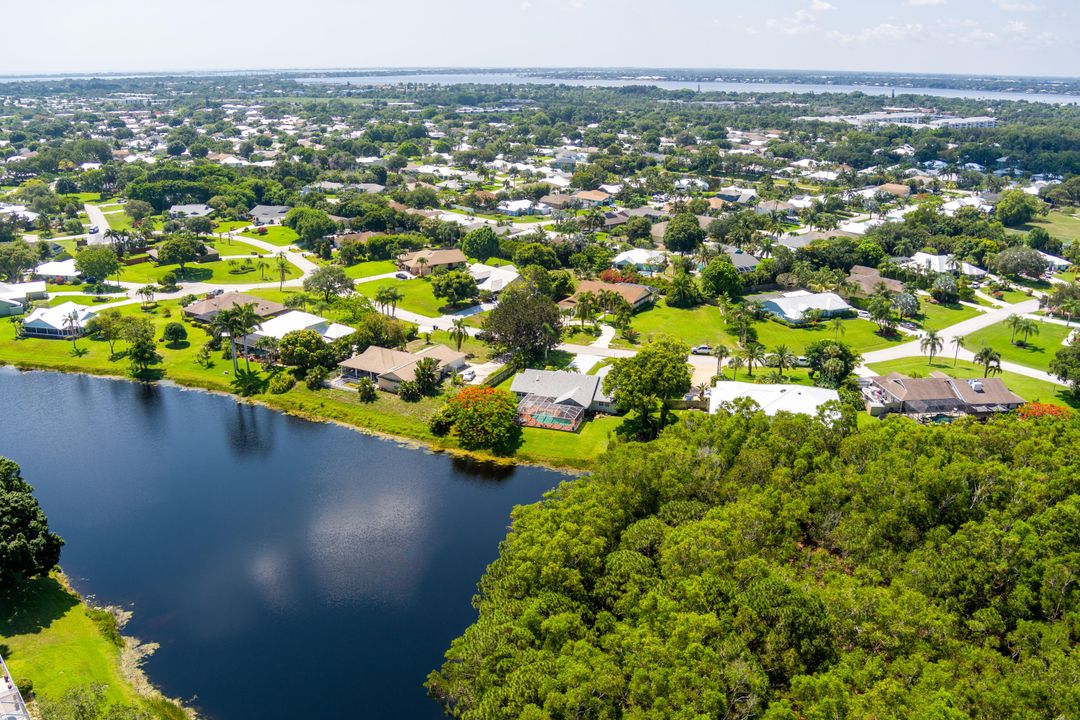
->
4;0;1078;78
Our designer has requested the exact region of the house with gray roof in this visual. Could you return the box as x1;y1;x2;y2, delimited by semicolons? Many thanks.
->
509;369;618;431
249;205;292;225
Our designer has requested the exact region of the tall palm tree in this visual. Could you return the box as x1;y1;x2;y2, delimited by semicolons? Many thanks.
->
974;345;1002;378
772;344;797;379
1006;313;1022;344
741;343;766;378
1015;317;1040;346
920;330;944;365
951;335;965;367
415;256;429;277
276;252;289;291
62;310;81;350
449;317;469;352
575;291;597;329
213;308;241;375
712;344;730;378
234;303;262;372
830;316;845;342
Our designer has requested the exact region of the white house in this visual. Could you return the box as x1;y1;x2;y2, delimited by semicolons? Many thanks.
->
496;199;551;217
0;280;46;310
34;259;81;280
904;252;987;278
21;302;97;338
709;382;840;417
243;311;354;346
1039;252;1071;271
469;263;520;294
763;291;852;323
612;248;666;275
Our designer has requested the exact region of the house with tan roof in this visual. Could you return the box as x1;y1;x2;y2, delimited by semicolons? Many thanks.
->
572;189;612;206
182;291;287;324
559;279;657;312
338;344;467;392
862;372;1025;419
397;248;468;276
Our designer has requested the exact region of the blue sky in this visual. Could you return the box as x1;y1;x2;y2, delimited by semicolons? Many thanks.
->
5;0;1078;77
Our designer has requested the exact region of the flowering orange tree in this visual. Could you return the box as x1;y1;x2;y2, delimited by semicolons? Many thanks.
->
442;386;520;452
1017;402;1071;420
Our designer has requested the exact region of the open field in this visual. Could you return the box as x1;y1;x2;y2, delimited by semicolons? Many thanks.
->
353;277;459;317
344;260;397;279
914;300;981;331
120;257;301;285
1016;211;1080;243
965;318;1073;372
866;356;1077;410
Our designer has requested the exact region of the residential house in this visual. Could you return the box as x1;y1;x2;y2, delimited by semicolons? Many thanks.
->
560;279;657;312
510;369;617;432
33;259;81;281
755;200;796;218
715;185;758;204
904;252;986;278
249;205;292;225
722;246;760;273
21;302;97;339
862;372;1024;419
333;231;384;249
572;189;612;207
182;291;287;324
338;344;466;393
709;382;839;417
612;248;666;275
600;210;630;229
243;311;354;347
846;265;904;296
0;280;46;315
540;193;577;210
397;248;468;276
497;199;551;217
168;203;214;218
876;183;911;198
763;290;852;323
469;263;520;294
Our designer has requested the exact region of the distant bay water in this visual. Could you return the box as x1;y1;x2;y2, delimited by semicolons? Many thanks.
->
298;71;1080;104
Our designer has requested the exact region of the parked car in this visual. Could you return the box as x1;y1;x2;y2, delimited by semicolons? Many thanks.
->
395;272;410;280
856;310;871;320
460;369;476;382
88;225;99;234
795;356;810;367
691;345;713;355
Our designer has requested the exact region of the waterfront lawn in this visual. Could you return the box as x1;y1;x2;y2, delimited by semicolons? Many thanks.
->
914;300;981;332
866;357;1077;410
964;319;1073;372
0;575;137;707
345;260;397;279
239;226;300;246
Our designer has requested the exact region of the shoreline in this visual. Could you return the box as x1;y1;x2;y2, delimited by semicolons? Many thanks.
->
0;360;584;475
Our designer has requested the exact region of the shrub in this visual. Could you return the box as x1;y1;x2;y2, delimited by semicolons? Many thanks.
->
305;365;330;390
268;373;295;394
398;380;422;401
162;322;186;345
429;405;455;436
356;377;378;402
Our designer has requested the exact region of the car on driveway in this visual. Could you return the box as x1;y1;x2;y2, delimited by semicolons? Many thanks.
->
88;225;99;234
395;272;410;280
460;369;476;382
691;345;713;355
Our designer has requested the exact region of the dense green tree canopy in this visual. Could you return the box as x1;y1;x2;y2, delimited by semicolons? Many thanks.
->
0;457;64;585
429;411;1080;720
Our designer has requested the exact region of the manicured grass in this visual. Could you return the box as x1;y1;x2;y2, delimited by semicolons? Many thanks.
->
354;277;459;317
867;357;1077;410
344;260;397;279
1055;272;1077;284
753;317;904;355
407;331;492;362
0;575;138;706
60;192;108;203
239;226;300;246
44;294;117;307
212;220;250;234
204;238;272;258
562;326;604;345
1017;211;1080;243
617;303;736;348
120;257;301;285
965;319;1074;372
517;415;618;463
914;300;981;332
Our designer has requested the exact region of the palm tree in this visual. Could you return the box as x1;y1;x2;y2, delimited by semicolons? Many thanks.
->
712;344;730;378
415;256;429;277
213;308;242;375
830;316;845;342
772;344;797;379
234;303;262;372
920;330;944;365
741;343;765;378
575;291;597;329
728;356;745;377
137;285;156;307
951;335;965;367
1014;317;1040;346
375;286;403;316
974;345;1002;377
1006;313;1022;344
693;382;710;402
256;258;268;281
62;310;81;350
449;317;469;352
276;252;289;291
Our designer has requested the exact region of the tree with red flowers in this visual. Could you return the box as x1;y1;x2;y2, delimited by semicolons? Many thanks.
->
440;386;520;452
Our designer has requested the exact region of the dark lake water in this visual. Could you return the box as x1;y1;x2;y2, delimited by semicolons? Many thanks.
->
0;368;564;719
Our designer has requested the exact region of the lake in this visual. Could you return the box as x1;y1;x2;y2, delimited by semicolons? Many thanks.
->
0;368;565;719
298;72;1080;105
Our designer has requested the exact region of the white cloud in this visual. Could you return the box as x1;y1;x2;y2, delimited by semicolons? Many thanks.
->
809;0;833;11
834;22;925;45
906;0;946;5
992;0;1038;10
520;0;531;9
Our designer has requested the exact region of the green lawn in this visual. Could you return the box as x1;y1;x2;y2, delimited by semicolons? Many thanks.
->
914;300;981;332
616;304;736;348
867;357;1077;410
354;277;461;317
407;331;491;362
60;192;109;203
104;211;133;231
0;575;183;718
753;317;904;355
212;220;251;234
120;257;301;286
240;226;300;246
965;319;1074;372
45;295;117;307
345;260;397;279
1016;211;1080;243
204;238;272;258
1055;272;1077;284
